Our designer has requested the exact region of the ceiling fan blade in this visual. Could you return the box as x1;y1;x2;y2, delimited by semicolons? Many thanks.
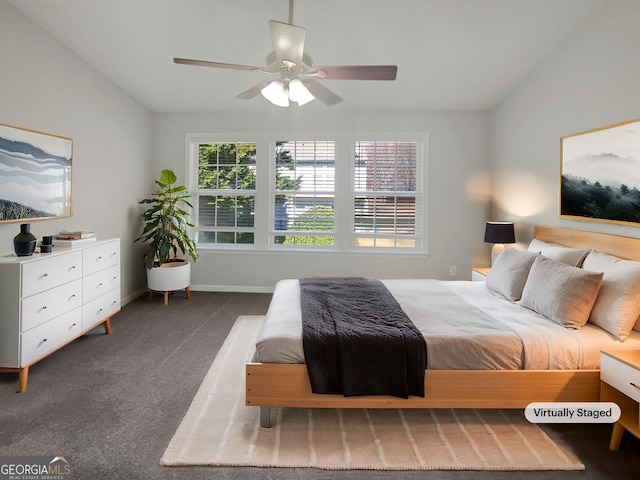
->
269;20;305;65
310;65;398;81
236;81;272;99
302;79;342;106
174;57;263;72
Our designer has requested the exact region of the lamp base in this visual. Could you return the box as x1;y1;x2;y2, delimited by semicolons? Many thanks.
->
491;244;506;265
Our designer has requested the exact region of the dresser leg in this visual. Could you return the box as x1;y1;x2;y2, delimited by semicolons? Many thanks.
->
163;291;169;306
609;422;625;450
185;286;191;300
18;366;29;393
103;318;112;335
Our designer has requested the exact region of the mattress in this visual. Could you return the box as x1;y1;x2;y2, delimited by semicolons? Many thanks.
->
254;278;640;369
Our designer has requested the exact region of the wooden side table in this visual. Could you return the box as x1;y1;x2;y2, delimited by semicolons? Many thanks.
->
600;349;640;450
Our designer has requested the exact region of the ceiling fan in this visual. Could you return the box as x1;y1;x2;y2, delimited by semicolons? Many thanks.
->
173;0;397;107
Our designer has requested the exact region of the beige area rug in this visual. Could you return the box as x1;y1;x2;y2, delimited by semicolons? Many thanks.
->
160;315;584;471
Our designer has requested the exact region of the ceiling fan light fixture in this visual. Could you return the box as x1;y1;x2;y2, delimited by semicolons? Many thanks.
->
289;79;315;106
261;80;289;107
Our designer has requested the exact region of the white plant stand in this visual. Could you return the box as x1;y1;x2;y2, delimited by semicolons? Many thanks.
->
146;261;191;306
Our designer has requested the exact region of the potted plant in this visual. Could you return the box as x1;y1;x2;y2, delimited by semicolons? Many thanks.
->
135;169;198;304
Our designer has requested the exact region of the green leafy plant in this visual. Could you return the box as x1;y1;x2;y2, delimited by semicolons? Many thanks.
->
135;169;198;269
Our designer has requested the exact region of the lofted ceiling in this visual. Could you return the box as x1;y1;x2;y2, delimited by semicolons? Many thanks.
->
8;0;608;112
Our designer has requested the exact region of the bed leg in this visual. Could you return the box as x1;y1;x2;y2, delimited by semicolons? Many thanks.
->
260;407;271;428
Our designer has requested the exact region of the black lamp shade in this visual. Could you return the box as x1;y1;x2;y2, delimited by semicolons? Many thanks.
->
484;222;515;244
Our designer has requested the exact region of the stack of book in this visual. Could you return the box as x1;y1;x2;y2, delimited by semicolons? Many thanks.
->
54;230;97;247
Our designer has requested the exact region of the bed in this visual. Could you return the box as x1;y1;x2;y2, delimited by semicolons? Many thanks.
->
246;226;640;427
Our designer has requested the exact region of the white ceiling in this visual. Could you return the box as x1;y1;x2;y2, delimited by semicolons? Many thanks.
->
8;0;608;113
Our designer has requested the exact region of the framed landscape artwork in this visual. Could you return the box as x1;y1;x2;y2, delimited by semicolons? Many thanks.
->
560;118;640;225
0;123;73;223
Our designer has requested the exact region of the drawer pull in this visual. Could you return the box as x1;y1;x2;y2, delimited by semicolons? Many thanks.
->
42;338;47;342
41;306;47;310
631;382;640;390
42;273;48;277
98;282;103;286
97;256;103;260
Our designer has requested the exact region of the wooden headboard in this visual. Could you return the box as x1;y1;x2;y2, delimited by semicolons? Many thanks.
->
534;225;640;262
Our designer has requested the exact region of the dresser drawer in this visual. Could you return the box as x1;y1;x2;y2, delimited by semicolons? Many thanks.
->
601;353;640;403
83;241;120;276
20;308;83;365
21;279;83;332
83;288;120;330
21;251;83;297
83;264;120;304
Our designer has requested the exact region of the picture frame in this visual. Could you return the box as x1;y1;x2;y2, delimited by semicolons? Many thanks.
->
0;123;73;223
560;118;640;225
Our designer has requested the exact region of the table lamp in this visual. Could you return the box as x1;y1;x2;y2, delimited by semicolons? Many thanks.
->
484;222;515;264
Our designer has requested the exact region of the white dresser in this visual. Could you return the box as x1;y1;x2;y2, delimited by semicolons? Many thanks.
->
0;238;120;392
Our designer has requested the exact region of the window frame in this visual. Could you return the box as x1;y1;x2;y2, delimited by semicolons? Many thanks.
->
186;132;428;255
269;139;337;251
187;136;259;250
351;139;423;253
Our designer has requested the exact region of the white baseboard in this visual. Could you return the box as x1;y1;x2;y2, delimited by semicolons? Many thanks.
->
190;284;274;294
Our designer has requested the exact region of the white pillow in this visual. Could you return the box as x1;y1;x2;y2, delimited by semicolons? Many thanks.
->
527;238;590;267
485;248;538;301
582;251;640;340
519;255;603;328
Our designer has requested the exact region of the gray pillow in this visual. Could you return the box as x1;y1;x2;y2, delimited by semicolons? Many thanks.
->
519;255;603;328
582;251;640;340
527;238;590;267
486;248;538;301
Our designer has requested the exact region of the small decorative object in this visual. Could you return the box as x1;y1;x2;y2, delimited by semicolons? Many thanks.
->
13;223;37;256
484;221;515;264
40;235;53;253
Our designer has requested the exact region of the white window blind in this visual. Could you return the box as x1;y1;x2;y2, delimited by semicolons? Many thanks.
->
353;141;419;249
271;140;336;248
194;142;257;246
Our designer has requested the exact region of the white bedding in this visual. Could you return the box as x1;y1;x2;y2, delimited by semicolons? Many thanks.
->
255;278;640;369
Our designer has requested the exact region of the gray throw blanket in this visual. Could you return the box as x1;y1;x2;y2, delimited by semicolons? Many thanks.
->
300;277;427;398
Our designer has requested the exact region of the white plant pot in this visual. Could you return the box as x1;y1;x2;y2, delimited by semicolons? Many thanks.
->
147;261;191;292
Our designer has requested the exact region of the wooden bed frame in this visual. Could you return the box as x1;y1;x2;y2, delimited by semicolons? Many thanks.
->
246;225;640;427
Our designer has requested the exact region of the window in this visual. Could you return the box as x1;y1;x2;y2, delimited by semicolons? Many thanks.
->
271;141;336;247
192;142;257;246
353;141;419;250
188;133;425;253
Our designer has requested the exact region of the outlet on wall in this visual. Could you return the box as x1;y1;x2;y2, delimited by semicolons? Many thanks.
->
449;266;457;276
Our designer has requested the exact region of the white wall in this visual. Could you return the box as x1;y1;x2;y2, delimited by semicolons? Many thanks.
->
0;1;153;302
491;0;640;242
153;110;491;290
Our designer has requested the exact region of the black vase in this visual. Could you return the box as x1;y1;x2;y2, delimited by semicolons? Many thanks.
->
14;223;37;256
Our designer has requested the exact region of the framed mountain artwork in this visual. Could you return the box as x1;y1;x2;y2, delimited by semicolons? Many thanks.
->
561;118;640;225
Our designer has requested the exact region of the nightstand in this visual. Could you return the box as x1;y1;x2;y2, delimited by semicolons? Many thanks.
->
600;350;640;450
471;267;490;281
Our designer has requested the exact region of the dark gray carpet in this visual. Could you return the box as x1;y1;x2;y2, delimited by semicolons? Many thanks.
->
1;291;639;479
